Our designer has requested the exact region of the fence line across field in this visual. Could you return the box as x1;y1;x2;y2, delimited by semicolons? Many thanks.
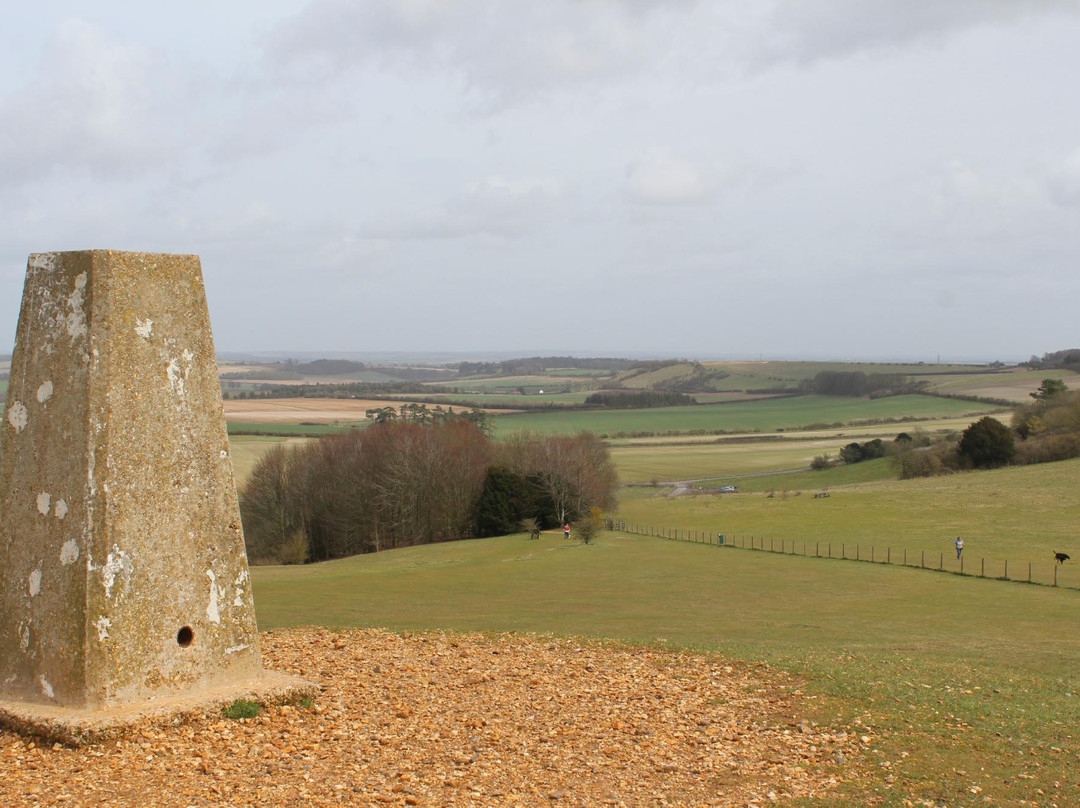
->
609;520;1077;591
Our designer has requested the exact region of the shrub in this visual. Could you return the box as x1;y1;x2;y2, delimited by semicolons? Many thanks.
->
1014;433;1080;464
574;507;605;545
957;416;1015;469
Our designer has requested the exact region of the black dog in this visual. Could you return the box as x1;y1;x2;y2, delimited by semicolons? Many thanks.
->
1054;552;1070;565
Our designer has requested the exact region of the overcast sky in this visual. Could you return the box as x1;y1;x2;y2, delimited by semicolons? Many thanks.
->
2;1;1079;362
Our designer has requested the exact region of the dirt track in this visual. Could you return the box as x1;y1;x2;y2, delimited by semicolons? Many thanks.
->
0;628;861;806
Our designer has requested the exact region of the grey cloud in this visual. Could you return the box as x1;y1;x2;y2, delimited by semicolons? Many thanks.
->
0;19;182;186
361;175;566;240
759;0;1080;64
266;0;696;107
624;147;734;206
1047;147;1080;207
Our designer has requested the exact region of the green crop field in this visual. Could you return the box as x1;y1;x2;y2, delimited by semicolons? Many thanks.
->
492;394;1004;437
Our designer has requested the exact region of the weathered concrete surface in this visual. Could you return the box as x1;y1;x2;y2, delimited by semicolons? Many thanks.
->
0;251;314;742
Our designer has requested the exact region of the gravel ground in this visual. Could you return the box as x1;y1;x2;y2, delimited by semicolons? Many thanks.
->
1;628;862;806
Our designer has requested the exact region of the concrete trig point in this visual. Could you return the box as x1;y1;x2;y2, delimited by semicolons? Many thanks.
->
0;251;315;744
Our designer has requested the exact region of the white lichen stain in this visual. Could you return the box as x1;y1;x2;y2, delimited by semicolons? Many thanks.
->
66;272;88;340
102;545;134;599
135;318;153;339
39;675;55;699
29;253;58;272
7;401;28;433
36;492;51;516
206;569;221;624
54;499;69;519
225;644;250;655
36;380;53;403
28;565;43;597
233;589;245;607
60;538;80;566
220;449;229;459
18;622;30;652
94;616;112;642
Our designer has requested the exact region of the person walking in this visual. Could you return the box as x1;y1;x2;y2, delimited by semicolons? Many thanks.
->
954;536;964;559
563;523;571;540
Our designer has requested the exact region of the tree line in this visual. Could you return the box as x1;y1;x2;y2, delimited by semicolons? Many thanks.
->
456;356;637;377
799;370;927;397
583;390;694;408
891;379;1080;478
239;423;617;565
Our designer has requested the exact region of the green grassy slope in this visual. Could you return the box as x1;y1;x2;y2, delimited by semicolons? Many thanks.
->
251;528;1080;806
614;458;1080;584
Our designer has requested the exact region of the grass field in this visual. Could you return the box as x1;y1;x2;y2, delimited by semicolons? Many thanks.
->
614;458;1080;587
492;394;1004;437
230;435;312;482
251;523;1080;806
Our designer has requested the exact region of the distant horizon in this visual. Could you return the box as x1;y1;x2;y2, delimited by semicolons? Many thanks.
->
213;348;1034;367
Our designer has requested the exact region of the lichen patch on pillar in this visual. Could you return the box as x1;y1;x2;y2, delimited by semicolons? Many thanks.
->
6;401;28;433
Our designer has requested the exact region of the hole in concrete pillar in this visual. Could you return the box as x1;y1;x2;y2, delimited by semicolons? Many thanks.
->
177;626;194;647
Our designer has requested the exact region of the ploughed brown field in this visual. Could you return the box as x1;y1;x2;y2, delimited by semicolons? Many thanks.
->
223;398;516;424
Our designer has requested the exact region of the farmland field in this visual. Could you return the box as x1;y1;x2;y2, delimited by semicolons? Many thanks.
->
916;365;1080;402
222;396;519;425
491;394;1004;437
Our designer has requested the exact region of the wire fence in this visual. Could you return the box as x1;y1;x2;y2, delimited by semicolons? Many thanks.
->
609;520;1079;591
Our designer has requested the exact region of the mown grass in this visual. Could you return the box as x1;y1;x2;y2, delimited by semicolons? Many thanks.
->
251;527;1080;806
492;394;1003;437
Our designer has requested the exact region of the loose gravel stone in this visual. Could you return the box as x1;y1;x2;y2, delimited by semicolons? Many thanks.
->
0;628;860;806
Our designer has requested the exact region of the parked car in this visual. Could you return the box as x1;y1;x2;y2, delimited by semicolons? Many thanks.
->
718;485;737;493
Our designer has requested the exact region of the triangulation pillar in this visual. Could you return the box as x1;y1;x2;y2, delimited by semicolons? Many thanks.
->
0;250;314;743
